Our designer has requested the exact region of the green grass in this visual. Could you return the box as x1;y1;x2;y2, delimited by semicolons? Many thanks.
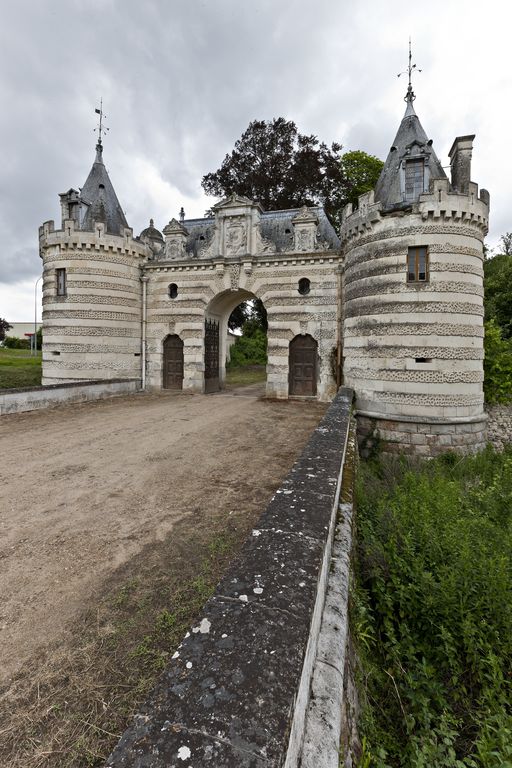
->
353;449;512;768
225;364;266;387
0;348;42;389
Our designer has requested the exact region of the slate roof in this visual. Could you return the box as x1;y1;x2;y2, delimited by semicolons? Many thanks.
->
181;206;340;256
374;100;447;210
80;144;129;235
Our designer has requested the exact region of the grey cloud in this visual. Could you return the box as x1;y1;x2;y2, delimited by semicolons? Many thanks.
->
0;0;508;305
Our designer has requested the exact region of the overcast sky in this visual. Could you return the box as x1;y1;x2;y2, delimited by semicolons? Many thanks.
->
0;0;509;321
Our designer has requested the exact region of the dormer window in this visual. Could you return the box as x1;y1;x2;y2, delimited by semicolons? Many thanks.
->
404;159;425;201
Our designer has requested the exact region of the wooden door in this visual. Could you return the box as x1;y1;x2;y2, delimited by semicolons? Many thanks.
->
204;319;220;393
163;334;184;390
289;334;317;396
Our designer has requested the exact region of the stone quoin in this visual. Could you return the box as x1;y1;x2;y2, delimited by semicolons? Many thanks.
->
39;88;489;456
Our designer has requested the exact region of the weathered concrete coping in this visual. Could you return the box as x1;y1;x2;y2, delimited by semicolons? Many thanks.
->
106;386;354;767
0;378;141;415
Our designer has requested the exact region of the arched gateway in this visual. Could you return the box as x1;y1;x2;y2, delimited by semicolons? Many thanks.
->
142;195;340;400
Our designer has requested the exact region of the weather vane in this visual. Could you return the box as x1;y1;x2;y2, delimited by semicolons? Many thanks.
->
94;98;109;146
397;38;422;103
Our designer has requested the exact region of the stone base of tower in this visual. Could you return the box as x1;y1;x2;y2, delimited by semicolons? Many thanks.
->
356;413;487;458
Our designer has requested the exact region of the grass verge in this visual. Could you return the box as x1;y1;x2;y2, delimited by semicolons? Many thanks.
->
0;348;42;388
225;364;266;387
352;448;512;768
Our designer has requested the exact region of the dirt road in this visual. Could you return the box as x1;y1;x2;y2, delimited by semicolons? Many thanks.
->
0;389;326;687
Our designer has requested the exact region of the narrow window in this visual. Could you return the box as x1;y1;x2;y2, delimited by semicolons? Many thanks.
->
56;268;67;296
168;283;178;299
407;247;429;283
298;277;311;295
404;159;425;201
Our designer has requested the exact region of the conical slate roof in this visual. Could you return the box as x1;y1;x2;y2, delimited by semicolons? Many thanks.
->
374;99;447;210
80;143;128;234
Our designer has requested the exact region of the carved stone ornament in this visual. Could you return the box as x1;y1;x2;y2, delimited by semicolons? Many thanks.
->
225;219;247;256
165;237;185;260
292;206;319;252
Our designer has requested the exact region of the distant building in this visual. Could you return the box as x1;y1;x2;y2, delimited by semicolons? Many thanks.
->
5;322;42;339
39;84;489;456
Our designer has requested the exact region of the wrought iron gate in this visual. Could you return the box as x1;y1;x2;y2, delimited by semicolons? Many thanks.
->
204;319;220;393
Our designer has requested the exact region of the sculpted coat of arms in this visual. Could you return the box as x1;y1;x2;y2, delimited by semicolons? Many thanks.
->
225;220;247;256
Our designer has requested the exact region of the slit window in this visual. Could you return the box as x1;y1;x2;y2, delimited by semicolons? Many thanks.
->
407;247;429;282
404;159;425;201
56;268;67;296
168;283;178;299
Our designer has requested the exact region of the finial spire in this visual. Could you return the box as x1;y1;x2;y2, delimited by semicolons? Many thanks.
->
94;98;109;151
397;38;422;105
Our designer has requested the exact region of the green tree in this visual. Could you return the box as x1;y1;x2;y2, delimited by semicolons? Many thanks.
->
339;150;384;208
484;250;512;338
0;318;12;342
228;298;267;333
202;118;346;226
484;320;512;403
500;231;512;256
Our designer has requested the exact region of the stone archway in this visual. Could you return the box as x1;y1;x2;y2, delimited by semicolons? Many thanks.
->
204;289;262;393
289;334;318;396
162;334;184;390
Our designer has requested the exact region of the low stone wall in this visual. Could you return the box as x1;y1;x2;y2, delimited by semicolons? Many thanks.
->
106;387;355;767
485;403;512;451
0;378;141;415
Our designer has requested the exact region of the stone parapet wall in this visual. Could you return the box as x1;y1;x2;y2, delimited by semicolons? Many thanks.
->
106;388;354;767
0;378;140;415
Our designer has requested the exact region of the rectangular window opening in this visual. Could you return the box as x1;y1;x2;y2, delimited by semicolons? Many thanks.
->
415;357;432;363
56;268;67;296
407;246;429;283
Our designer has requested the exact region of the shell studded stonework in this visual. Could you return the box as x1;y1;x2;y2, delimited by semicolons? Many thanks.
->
229;264;241;290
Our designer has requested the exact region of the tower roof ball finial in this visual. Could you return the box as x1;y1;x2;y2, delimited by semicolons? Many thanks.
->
397;38;422;112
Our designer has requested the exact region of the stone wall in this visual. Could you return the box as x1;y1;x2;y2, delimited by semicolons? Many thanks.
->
485;404;512;451
0;378;140;415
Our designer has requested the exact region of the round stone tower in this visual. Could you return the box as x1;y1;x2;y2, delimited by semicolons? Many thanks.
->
340;92;490;456
39;141;147;384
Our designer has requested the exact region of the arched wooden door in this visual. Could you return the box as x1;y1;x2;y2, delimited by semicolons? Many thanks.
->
289;334;317;396
163;334;184;390
204;319;220;393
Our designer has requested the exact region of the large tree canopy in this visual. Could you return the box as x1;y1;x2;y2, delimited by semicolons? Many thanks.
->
202;118;384;230
202;118;346;226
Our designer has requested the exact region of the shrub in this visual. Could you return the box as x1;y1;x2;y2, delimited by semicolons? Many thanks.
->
4;336;30;349
483;320;512;403
227;325;267;367
353;450;512;767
